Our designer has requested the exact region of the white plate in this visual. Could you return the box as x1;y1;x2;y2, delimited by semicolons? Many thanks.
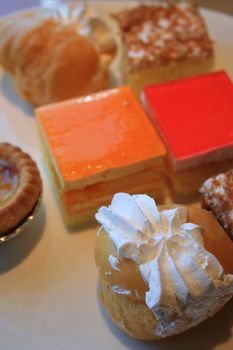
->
0;2;233;350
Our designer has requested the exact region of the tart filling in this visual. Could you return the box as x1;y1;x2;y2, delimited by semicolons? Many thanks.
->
0;143;42;235
0;159;18;205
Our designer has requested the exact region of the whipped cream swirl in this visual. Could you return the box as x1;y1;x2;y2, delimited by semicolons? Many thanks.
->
96;193;233;337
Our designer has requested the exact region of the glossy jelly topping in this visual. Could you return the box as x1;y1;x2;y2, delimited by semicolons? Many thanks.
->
36;86;165;189
143;71;233;171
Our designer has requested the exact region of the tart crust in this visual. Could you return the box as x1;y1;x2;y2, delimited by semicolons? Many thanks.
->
0;142;42;235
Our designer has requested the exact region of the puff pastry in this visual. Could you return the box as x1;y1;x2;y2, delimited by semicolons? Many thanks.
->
0;7;116;106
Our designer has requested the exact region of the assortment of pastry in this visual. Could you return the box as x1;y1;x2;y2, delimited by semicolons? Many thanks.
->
1;0;233;344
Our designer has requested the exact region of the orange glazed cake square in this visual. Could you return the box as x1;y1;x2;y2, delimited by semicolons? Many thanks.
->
36;86;166;226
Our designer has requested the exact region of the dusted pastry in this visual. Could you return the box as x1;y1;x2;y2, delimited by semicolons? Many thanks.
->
200;169;233;240
95;193;233;340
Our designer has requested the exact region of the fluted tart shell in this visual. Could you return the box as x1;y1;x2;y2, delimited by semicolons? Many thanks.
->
0;142;42;236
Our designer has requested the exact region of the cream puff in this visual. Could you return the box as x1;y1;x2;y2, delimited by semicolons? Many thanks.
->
95;193;233;340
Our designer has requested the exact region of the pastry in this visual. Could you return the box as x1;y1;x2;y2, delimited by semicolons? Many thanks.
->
0;142;42;236
113;1;213;97
0;4;116;106
95;193;233;340
200;169;233;240
36;86;165;227
142;70;233;196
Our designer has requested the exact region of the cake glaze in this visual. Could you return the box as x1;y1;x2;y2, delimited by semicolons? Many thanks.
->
143;71;233;172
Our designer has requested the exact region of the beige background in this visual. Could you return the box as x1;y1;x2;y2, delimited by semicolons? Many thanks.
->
197;0;233;15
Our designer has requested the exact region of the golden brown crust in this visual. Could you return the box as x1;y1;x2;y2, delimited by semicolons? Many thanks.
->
188;207;233;274
47;34;100;102
14;20;100;106
113;2;213;71
0;142;42;235
100;281;159;340
95;227;147;302
100;278;228;340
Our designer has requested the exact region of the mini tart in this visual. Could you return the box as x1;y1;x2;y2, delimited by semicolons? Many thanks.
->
0;142;42;236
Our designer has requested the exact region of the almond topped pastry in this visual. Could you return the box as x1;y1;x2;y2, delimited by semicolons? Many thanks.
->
113;0;214;97
0;143;42;236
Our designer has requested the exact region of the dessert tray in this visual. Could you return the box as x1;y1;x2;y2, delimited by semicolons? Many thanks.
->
0;1;232;349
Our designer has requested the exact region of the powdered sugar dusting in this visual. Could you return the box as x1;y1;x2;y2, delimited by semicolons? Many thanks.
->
128;49;146;59
158;18;170;29
138;22;152;44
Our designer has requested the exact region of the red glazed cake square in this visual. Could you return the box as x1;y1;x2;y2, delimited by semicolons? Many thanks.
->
143;71;233;171
143;71;233;195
